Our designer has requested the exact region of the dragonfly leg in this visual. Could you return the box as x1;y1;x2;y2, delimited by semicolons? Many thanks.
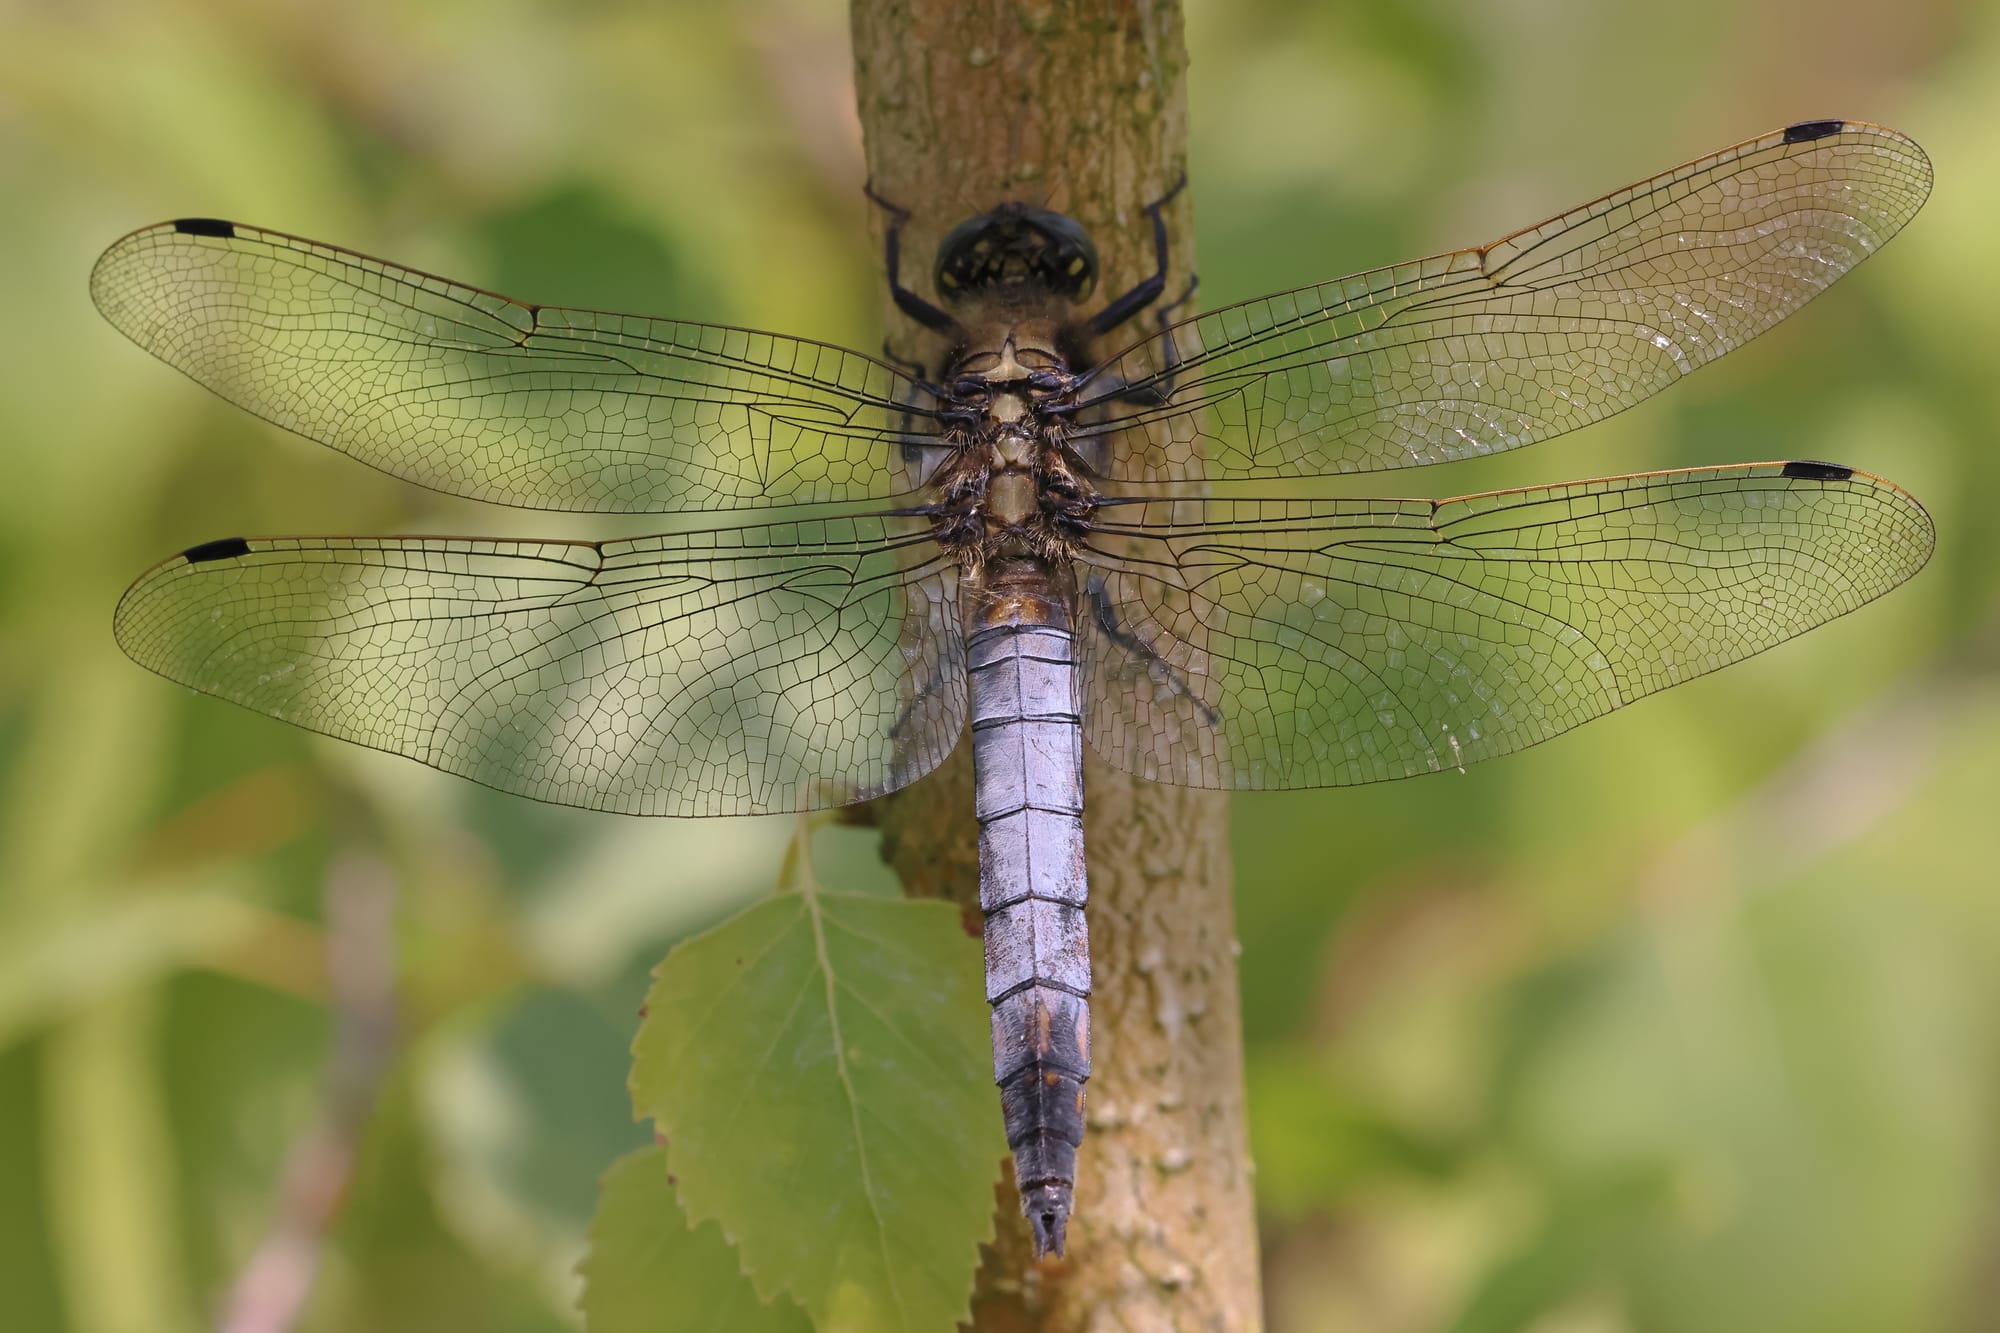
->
1084;574;1219;725
1116;272;1199;404
886;653;958;748
1084;173;1188;339
1056;271;1199;440
884;354;956;484
863;180;960;336
879;338;931;383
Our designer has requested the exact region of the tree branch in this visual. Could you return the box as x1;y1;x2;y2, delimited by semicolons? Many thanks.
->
850;2;1262;1325
219;844;397;1333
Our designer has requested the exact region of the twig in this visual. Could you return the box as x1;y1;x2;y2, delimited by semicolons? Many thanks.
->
218;849;397;1333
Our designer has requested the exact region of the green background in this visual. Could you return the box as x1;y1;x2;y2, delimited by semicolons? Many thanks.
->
3;0;1997;1329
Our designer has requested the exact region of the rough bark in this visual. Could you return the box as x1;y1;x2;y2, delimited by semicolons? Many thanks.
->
850;2;1263;1326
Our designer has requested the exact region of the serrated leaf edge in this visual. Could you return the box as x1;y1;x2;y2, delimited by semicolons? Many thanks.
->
577;1145;814;1332
642;889;991;1330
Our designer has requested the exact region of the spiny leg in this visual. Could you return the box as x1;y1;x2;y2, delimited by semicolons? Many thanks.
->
1084;573;1219;725
1054;273;1200;475
1056;235;1198;450
863;179;959;337
1085;173;1189;340
879;340;931;383
1115;271;1200;405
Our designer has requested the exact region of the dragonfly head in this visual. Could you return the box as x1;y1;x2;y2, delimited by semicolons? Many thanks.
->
935;203;1099;306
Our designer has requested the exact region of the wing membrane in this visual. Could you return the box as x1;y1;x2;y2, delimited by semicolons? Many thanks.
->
91;221;935;512
1077;462;1932;788
1077;121;1931;483
114;518;964;815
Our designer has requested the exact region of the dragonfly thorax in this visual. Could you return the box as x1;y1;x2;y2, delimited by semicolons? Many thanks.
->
928;325;1096;570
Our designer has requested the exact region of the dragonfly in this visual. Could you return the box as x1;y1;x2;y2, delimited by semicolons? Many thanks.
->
95;119;1933;1258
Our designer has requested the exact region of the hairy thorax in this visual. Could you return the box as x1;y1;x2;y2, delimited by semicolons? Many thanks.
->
928;297;1101;572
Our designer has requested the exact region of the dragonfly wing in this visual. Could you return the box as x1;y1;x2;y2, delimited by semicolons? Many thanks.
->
1077;463;1932;788
1076;121;1931;484
115;517;965;815
91;220;936;513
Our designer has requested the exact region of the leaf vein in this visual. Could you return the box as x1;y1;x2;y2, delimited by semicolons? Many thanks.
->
806;883;909;1326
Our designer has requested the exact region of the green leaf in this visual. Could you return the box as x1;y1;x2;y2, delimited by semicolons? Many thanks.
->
580;1146;811;1333
631;890;1000;1333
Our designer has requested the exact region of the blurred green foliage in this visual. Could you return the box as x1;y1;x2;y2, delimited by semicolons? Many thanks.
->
2;0;1997;1330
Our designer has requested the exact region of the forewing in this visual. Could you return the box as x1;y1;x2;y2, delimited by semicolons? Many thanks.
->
115;519;965;815
91;220;935;512
1076;121;1930;483
1077;463;1931;788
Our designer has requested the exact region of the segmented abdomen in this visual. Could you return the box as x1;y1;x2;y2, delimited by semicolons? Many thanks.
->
968;617;1091;1259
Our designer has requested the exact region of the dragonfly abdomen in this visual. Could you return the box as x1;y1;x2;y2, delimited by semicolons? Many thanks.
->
969;607;1090;1260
